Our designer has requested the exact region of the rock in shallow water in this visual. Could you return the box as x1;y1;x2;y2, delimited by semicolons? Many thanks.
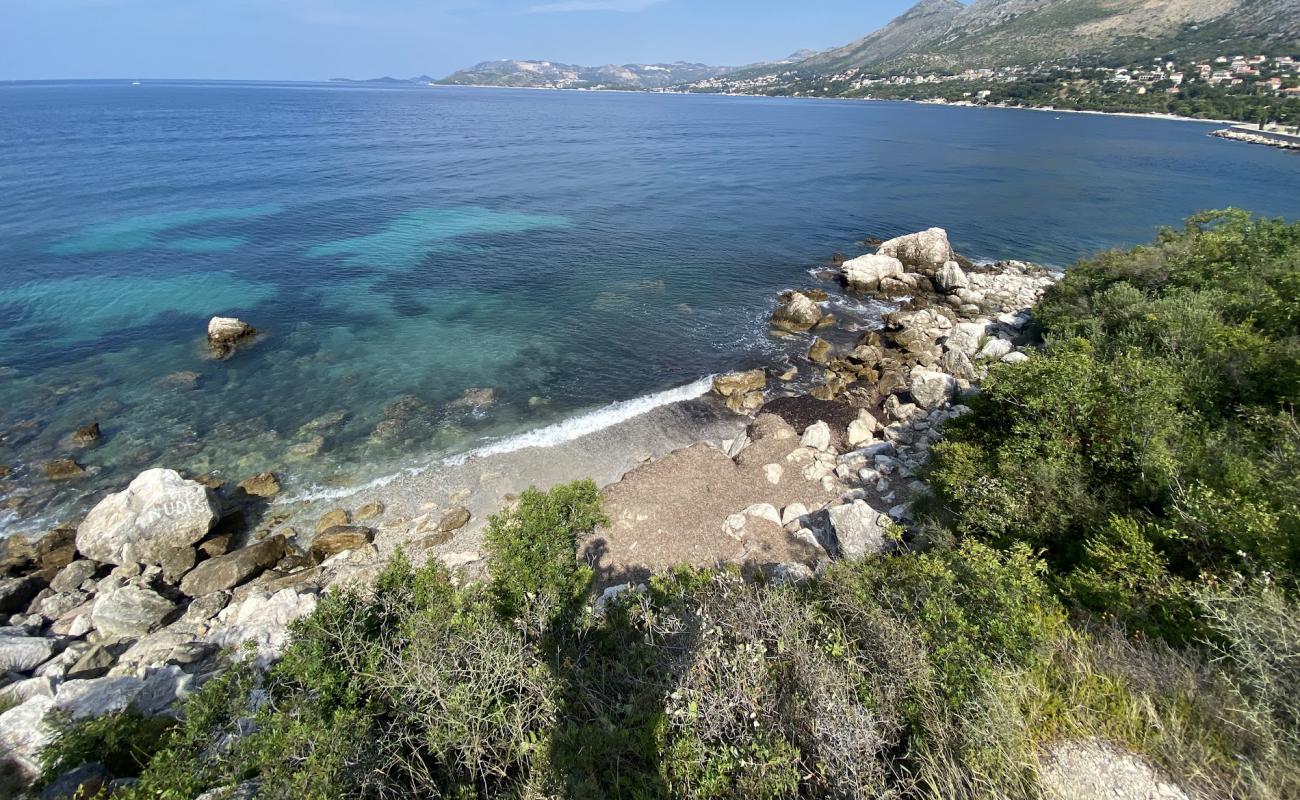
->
206;316;258;359
842;253;904;292
75;468;219;567
771;291;824;332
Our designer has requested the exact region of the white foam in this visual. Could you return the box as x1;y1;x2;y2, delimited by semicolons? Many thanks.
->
286;375;717;504
454;374;716;460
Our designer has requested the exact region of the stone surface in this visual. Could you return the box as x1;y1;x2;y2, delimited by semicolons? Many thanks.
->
40;762;108;800
842;253;905;291
0;695;54;776
237;472;281;498
827;501;891;559
0;576;44;615
876;227;956;271
309;527;373;563
437;506;472;534
807;337;832;364
0;634;57;673
1039;740;1189;800
75;468;220;566
771;291;823;332
315;509;350;534
66;643;116;680
180;536;287;597
909;367;957;410
90;585;176;638
935;260;969;291
800;421;832;452
207;588;320;665
712;370;766;398
50;560;98;594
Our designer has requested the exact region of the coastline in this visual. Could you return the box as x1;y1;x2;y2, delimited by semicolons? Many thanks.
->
429;82;1241;126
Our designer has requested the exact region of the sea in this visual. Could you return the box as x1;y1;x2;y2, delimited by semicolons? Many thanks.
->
2;80;1299;535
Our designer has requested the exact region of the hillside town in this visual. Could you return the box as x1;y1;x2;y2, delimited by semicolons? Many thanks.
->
685;53;1300;99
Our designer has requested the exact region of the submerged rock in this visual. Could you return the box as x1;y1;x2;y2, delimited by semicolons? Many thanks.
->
237;472;281;498
206;316;258;359
42;458;87;481
75;468;219;567
70;422;103;447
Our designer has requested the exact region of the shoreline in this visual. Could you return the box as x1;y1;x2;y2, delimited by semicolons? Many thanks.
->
429;82;1241;126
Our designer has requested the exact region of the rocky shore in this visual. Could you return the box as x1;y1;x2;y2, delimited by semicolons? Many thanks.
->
1211;126;1300;151
0;226;1059;795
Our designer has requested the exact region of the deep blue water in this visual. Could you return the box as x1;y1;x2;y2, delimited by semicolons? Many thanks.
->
2;80;1299;532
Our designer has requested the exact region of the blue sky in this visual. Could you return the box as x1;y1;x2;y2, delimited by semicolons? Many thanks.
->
0;0;920;81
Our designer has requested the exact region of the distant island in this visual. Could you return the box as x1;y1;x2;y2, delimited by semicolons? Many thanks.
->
349;0;1300;126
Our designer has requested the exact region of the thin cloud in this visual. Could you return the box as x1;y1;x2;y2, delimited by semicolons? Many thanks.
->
527;0;666;13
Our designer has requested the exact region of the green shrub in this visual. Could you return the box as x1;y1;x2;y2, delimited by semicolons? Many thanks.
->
39;711;175;786
483;479;607;623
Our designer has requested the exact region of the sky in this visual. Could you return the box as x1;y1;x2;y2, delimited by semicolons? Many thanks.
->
0;0;922;81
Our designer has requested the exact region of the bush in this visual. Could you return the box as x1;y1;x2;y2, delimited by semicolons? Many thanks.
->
483;479;607;623
39;711;174;786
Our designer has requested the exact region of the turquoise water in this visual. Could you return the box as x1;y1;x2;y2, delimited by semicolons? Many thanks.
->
2;81;1299;533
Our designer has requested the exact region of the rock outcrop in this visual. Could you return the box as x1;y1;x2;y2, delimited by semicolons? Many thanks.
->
842;253;904;292
75;469;219;567
876;227;955;271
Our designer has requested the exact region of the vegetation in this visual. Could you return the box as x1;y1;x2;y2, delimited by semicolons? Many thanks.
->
39;211;1300;798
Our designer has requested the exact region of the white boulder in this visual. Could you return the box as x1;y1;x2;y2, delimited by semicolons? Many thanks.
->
936;260;970;291
0;695;54;776
842;253;904;291
827;501;891;559
800;421;832;452
207;588;320;666
76;468;219;566
877;228;956;271
91;585;176;638
909;367;957;410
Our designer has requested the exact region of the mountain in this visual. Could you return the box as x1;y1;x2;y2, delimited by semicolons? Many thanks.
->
698;0;1300;89
800;0;964;73
436;60;735;89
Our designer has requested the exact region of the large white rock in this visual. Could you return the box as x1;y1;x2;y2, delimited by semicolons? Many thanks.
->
827;501;891;559
877;228;956;271
842;253;904;291
910;367;957;410
800;421;832;452
91;585;176;638
207;588;319;666
977;337;1014;361
54;676;145;719
76;469;219;566
207;316;255;344
945;321;991;358
936;260;970;291
0;695;54;776
0;634;57;673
